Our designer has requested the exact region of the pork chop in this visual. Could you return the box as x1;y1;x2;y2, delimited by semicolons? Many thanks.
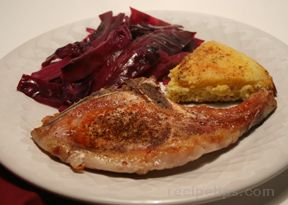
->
31;78;276;174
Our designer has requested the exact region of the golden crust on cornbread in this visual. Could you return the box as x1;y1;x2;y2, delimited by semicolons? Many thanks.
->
166;41;276;103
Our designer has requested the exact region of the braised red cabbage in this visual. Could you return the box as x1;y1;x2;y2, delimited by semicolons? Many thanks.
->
17;8;203;111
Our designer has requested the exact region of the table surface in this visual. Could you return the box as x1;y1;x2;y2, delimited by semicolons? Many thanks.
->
0;0;288;204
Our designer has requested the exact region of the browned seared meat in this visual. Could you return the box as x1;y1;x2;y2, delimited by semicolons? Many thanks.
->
31;78;276;174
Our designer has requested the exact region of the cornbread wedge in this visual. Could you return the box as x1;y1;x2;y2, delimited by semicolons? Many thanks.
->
166;41;276;102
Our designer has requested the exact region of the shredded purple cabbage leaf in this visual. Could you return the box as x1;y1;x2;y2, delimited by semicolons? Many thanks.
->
17;8;203;111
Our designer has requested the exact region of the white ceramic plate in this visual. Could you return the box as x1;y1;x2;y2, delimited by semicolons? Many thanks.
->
0;10;288;205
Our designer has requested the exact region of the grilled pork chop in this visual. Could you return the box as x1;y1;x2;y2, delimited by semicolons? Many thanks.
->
31;78;276;174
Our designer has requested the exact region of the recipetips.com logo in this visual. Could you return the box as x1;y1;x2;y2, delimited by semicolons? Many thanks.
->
168;186;275;199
